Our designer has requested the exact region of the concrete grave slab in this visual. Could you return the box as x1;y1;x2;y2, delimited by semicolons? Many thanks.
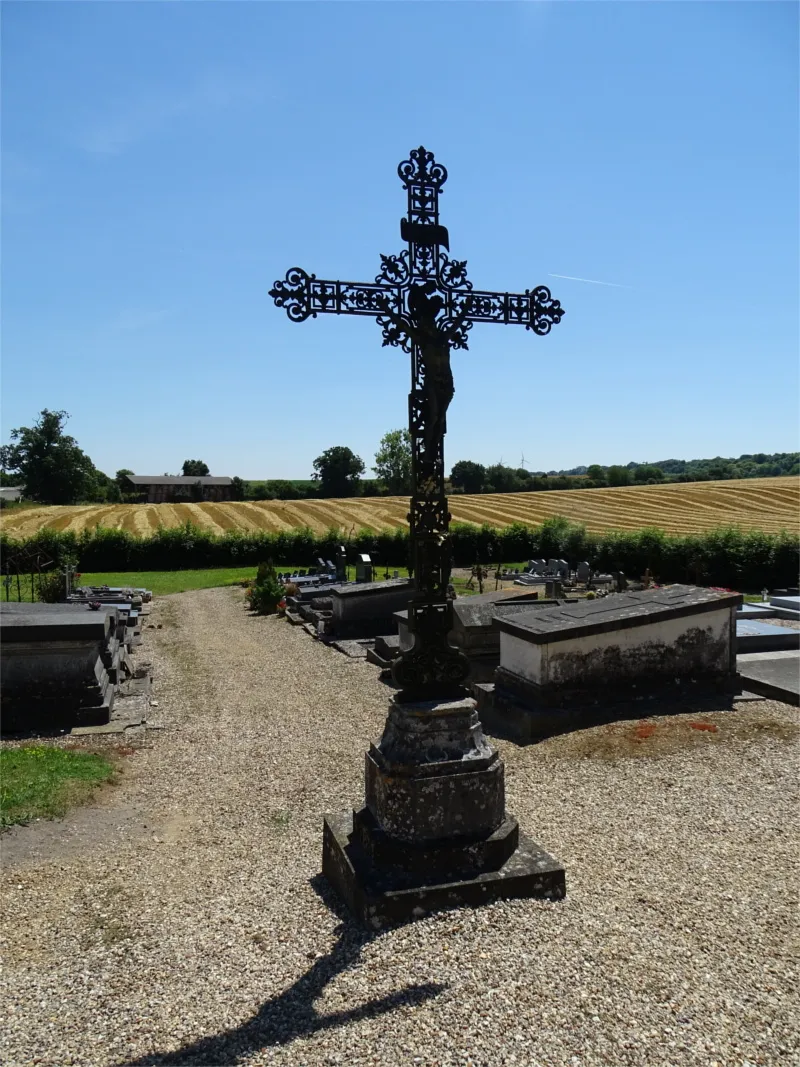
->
737;651;799;706
736;620;800;653
738;603;778;619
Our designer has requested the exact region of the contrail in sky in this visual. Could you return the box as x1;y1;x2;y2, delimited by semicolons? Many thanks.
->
548;273;630;288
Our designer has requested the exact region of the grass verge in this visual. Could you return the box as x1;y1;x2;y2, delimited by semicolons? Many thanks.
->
0;746;116;827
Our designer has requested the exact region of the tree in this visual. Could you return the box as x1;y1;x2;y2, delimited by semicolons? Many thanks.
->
0;409;99;504
634;464;664;483
230;476;245;501
606;465;632;487
266;479;305;500
182;459;210;477
311;446;365;498
115;468;135;493
485;463;524;494
374;429;412;495
450;460;486;494
587;464;606;486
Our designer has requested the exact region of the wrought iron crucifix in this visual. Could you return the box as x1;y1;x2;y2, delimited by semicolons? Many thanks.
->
270;146;564;699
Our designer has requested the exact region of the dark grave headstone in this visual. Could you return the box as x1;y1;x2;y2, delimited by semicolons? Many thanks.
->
576;562;591;583
335;546;348;583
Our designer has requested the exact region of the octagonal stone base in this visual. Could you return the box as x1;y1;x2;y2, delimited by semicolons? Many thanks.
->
323;809;565;929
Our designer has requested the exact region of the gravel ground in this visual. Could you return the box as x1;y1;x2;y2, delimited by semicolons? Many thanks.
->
2;586;799;1067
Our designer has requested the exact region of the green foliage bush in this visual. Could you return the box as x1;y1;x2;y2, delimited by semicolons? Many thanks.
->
37;570;67;603
247;561;285;615
2;517;797;592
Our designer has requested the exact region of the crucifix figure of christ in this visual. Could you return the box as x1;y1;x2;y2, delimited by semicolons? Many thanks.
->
270;146;564;699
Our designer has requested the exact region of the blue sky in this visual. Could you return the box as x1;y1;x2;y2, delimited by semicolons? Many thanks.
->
2;1;798;479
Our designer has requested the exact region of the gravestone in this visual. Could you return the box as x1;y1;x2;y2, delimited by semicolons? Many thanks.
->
557;560;569;580
528;559;546;574
576;561;591;583
355;554;374;583
335;546;348;583
483;585;742;741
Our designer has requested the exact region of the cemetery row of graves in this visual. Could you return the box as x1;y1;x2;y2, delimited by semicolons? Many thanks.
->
3;549;797;756
259;553;800;731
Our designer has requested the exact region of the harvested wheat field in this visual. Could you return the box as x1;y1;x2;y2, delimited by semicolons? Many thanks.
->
1;476;798;539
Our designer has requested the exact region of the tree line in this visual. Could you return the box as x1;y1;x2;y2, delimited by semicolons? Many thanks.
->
1;409;796;506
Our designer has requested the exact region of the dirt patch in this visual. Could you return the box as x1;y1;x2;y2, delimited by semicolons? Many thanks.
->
542;705;800;761
1;799;148;869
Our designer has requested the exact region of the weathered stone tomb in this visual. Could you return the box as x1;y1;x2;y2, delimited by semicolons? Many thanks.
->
329;578;415;639
481;585;742;741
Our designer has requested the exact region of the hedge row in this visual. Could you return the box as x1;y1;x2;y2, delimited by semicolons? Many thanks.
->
3;517;798;592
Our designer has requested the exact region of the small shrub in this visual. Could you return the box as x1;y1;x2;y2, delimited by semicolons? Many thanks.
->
37;570;66;603
248;561;285;615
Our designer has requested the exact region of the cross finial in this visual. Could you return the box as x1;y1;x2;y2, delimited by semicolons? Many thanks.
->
397;146;448;190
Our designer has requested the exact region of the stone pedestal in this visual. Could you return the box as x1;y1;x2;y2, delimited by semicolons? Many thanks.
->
322;695;565;928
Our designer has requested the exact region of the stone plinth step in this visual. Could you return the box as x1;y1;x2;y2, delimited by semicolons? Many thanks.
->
322;809;565;929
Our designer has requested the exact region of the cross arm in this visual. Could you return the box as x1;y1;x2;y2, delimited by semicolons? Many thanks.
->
454;285;564;336
269;268;399;323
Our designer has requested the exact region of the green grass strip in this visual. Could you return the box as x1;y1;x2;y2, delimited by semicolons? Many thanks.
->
0;746;116;826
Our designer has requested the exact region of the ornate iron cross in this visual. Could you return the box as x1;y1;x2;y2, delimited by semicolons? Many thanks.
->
270;146;564;699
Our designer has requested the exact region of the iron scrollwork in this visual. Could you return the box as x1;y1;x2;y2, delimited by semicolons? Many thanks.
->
269;147;565;698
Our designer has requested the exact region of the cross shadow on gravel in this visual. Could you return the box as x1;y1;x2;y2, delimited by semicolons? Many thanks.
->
113;877;447;1066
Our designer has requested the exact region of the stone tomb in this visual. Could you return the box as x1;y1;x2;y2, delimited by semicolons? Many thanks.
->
483;586;742;741
395;589;555;683
329;578;414;639
1;605;121;732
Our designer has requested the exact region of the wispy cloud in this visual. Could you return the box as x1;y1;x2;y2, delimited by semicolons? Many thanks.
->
79;72;265;156
110;308;171;332
549;273;630;289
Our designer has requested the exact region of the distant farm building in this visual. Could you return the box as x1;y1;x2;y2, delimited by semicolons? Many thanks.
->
126;476;233;504
0;487;24;503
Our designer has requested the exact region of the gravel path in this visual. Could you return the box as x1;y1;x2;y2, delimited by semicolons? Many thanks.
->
2;586;798;1067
